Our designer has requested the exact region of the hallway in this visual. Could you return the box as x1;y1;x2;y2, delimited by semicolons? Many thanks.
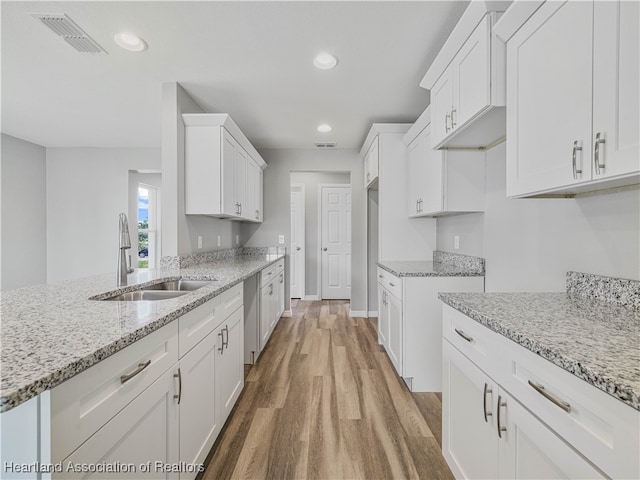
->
202;300;453;480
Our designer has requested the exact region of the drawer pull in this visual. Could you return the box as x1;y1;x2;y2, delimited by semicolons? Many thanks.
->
528;380;571;413
483;383;493;422
454;328;473;343
174;368;182;404
497;395;507;438
120;360;151;384
223;325;229;349
218;331;225;353
378;274;383;278
389;282;395;287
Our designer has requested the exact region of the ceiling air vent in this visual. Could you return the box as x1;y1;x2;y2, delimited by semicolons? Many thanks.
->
315;142;337;148
30;13;107;54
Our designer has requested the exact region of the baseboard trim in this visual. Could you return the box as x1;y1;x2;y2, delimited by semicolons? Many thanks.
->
303;295;320;301
281;309;292;318
349;310;367;317
368;311;378;318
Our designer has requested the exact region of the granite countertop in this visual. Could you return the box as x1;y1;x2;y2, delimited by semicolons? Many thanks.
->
0;252;283;413
377;260;484;277
438;291;640;411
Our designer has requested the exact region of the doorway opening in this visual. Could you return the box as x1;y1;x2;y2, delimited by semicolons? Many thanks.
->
289;172;351;301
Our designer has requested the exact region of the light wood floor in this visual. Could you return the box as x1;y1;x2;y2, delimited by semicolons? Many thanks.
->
201;300;453;480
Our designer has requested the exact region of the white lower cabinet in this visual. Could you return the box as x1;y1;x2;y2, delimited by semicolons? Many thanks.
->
50;290;245;480
61;367;180;479
258;260;285;354
215;307;244;424
377;267;484;392
178;330;218;474
443;340;603;480
442;304;637;479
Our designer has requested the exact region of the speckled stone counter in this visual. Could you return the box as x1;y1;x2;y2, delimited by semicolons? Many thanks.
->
0;250;284;413
378;251;485;277
438;286;640;410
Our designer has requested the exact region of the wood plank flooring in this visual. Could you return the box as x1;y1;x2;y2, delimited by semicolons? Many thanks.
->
201;300;453;480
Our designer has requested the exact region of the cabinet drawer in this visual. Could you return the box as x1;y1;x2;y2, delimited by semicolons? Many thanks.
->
500;339;640;480
50;322;179;462
261;260;284;288
377;267;402;300
179;295;221;357
218;282;243;319
442;304;500;377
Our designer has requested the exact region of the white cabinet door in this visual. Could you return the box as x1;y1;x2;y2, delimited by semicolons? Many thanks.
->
592;0;639;180
407;135;422;217
221;130;238;217
443;339;499;480
60;368;179;479
506;1;593;196
420;128;444;215
377;284;388;346
178;332;218;476
431;69;454;147
235;147;247;219
452;15;491;129
386;291;403;376
497;389;604;479
259;282;273;351
216;307;244;425
246;159;263;222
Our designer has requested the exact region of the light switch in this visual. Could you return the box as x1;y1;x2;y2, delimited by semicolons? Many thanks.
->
236;234;239;245
197;236;203;249
278;235;285;245
217;236;221;247
454;235;460;250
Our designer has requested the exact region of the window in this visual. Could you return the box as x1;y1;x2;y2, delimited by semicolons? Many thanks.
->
137;184;158;269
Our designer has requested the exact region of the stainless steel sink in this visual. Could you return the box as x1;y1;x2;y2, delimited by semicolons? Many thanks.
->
96;279;215;302
142;280;215;291
102;290;189;301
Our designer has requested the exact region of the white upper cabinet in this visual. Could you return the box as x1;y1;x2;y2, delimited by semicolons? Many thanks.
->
421;1;510;150
496;0;639;197
404;107;485;218
363;136;379;189
183;114;266;222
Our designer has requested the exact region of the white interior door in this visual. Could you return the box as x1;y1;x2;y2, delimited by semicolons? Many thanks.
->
290;186;305;299
320;185;351;300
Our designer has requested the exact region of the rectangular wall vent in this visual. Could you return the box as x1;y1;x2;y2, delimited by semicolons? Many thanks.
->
30;13;107;54
315;142;337;148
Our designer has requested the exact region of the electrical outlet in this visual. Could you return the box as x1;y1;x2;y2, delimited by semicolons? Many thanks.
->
278;235;285;245
236;234;239;245
454;235;460;250
197;235;203;249
217;235;221;247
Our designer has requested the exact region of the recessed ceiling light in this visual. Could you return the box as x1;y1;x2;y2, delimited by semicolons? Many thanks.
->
317;124;332;133
114;32;147;52
314;53;338;70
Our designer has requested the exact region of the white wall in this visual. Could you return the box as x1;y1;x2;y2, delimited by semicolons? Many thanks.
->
1;134;47;289
161;82;242;257
242;148;367;312
46;147;160;282
290;171;350;297
436;142;640;291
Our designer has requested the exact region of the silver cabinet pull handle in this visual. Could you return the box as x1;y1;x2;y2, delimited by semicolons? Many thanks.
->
454;328;473;343
497;395;507;438
296;246;301;251
174;368;182;404
445;112;451;133
572;141;583;179
416;199;419;213
528;380;571;412
269;283;273;295
483;383;493;422
223;325;229;349
451;108;457;128
594;132;606;175
378;274;383;278
218;331;225;353
120;360;151;384
389;282;395;287
280;273;284;284
323;247;327;251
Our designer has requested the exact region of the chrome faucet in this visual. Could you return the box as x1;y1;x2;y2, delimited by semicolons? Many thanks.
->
117;212;134;286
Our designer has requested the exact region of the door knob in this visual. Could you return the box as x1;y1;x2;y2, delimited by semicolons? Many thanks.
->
323;247;327;251
296;246;301;251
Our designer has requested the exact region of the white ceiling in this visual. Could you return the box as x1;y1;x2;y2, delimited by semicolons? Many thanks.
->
1;1;468;150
